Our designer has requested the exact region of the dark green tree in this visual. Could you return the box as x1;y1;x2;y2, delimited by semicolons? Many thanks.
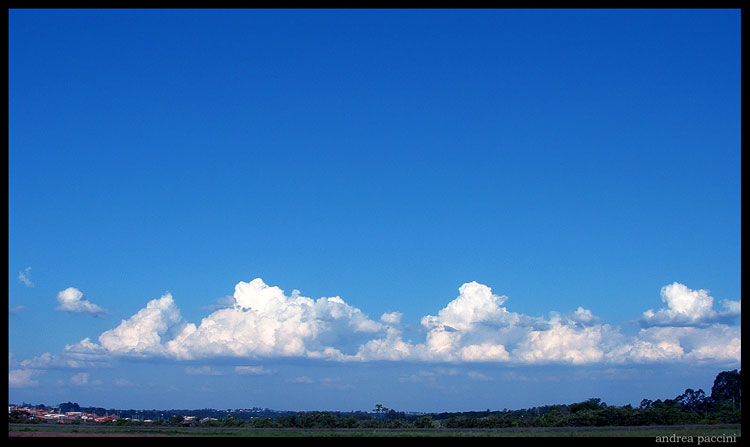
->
676;388;709;412
569;398;605;413
711;370;741;409
414;415;434;428
373;403;389;419
59;401;81;413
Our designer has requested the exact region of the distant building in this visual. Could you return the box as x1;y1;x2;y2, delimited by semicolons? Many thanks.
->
94;415;118;423
43;413;67;420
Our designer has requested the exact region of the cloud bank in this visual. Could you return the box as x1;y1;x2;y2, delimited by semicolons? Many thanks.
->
10;278;741;386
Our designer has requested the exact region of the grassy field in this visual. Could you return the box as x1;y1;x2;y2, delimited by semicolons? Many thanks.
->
7;423;742;437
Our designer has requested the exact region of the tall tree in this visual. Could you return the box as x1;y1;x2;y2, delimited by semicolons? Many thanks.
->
711;370;741;409
676;388;708;412
373;403;389;419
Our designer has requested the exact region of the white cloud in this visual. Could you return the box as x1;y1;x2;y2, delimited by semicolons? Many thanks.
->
235;365;273;375
287;376;314;383
686;326;741;361
356;282;611;364
56;287;106;315
380;311;403;325
513;323;606;365
720;299;741;317
70;372;90;386
185;366;222;375
420;281;519;332
460;343;511;362
406;281;522;362
467;371;493;381
201;295;237;312
20;338;111;369
19;353;56;369
397;282;611;364
640;282;741;327
18;267;34;287
620;325;741;363
356;327;414;361
356;281;741;366
99;293;184;356
554;307;601;327
20;278;740;371
9;369;40;387
164;278;384;360
114;378;134;387
351;280;740;365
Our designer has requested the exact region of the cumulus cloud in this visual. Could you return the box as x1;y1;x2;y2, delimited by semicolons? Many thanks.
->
420;281;519;332
18;267;34;287
640;282;741;327
56;287;106;315
356;281;613;364
356;327;414;361
513;323;606;364
18;277;741;371
355;281;740;365
619;325;741;363
164;278;384;361
99;293;184;356
411;281;521;362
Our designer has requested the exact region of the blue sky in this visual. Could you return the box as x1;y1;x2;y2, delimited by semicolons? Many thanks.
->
9;9;741;412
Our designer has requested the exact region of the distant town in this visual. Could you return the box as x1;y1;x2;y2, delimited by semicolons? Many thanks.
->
8;401;422;426
9;405;120;424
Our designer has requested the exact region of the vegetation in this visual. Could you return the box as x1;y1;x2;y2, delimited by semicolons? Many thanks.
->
9;369;741;430
7;425;742;438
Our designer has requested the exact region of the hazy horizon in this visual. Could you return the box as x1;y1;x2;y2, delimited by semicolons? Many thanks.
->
9;365;739;414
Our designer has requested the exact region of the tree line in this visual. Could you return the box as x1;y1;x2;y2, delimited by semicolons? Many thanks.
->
9;369;740;429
